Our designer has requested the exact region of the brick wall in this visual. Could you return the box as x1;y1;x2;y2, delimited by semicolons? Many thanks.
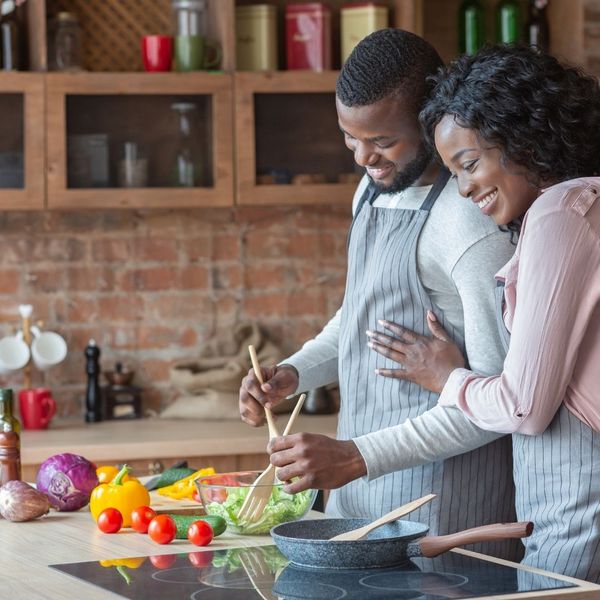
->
0;205;350;418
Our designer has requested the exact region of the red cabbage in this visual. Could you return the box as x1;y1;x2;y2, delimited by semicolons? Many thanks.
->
36;453;98;511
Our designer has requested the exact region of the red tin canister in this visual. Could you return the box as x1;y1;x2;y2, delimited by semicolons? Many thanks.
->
286;3;332;71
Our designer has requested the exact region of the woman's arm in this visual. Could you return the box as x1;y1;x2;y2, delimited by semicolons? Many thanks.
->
439;207;599;434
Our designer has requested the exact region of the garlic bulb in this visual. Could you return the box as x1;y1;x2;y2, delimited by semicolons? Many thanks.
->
0;480;50;521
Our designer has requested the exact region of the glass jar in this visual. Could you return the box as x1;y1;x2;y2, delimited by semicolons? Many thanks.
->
0;0;22;71
171;102;202;187
118;142;148;188
49;11;83;71
172;0;207;37
173;0;206;71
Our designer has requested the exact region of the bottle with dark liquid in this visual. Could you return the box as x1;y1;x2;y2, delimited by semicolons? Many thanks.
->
85;339;103;423
526;0;550;52
459;0;485;55
0;388;21;485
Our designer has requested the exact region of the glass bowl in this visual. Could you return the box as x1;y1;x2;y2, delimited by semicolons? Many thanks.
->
195;471;317;535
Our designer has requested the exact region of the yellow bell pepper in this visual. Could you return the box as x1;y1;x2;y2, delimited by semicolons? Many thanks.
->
96;465;139;484
157;467;216;500
90;464;150;527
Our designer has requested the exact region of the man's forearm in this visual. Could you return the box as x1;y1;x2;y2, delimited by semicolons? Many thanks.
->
353;404;506;481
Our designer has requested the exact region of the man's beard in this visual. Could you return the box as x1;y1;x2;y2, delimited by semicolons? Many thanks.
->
368;144;434;194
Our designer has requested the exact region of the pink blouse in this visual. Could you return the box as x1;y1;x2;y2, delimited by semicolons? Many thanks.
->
438;178;600;434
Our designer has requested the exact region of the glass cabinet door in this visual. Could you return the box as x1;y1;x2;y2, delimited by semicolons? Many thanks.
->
235;72;358;206
46;73;234;209
0;74;44;210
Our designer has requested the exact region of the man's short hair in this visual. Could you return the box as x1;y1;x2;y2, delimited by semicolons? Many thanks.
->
336;28;444;112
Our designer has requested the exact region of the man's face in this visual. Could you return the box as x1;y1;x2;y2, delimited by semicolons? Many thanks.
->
336;94;432;193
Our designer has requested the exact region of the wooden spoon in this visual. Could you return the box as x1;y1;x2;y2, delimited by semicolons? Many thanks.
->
249;344;280;438
330;493;436;541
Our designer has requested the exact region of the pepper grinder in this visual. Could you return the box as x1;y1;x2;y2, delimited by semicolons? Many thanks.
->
85;339;102;423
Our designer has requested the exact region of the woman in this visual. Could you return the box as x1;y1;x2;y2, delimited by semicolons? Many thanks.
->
367;45;600;581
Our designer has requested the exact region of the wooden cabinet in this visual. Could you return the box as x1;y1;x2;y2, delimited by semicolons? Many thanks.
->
46;72;234;209
235;71;357;206
0;0;588;211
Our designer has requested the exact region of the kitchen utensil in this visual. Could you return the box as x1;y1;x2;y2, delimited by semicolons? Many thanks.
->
248;344;280;438
237;392;306;524
330;493;436;541
271;518;533;570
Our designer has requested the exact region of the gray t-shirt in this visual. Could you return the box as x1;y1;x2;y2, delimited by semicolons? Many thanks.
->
284;175;517;480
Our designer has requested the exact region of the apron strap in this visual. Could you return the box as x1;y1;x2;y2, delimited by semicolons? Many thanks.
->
419;167;451;211
347;182;381;249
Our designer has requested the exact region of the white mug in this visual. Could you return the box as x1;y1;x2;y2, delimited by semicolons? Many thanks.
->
31;331;67;371
0;335;31;374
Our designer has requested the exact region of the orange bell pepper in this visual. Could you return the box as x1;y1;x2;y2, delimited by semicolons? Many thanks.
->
90;464;150;527
96;465;139;484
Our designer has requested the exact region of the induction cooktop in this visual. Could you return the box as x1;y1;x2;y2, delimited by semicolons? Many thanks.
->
50;545;576;599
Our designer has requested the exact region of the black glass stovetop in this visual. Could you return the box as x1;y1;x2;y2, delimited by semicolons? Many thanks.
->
50;545;575;599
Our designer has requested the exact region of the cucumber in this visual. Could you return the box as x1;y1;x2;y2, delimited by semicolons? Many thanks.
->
147;467;196;490
167;514;227;539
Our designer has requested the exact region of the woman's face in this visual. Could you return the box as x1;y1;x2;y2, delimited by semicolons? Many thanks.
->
434;114;540;225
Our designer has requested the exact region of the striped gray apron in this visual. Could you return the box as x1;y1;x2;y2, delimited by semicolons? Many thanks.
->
496;282;600;582
330;171;520;560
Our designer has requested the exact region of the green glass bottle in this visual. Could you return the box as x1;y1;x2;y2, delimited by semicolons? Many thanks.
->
496;0;522;44
0;388;21;485
459;0;485;55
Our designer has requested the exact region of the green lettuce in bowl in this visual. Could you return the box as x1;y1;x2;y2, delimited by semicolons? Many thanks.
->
195;471;317;535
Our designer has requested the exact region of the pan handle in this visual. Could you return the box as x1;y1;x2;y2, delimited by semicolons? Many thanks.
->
416;521;534;558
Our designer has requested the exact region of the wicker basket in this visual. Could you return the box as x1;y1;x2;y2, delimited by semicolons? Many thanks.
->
47;0;172;72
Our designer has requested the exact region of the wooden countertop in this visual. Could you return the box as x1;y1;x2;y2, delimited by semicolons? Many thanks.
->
2;491;598;600
20;414;339;465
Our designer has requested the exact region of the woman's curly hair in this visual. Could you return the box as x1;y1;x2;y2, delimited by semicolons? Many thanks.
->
419;45;600;187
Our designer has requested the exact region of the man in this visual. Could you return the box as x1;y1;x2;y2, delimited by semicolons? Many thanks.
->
240;30;519;559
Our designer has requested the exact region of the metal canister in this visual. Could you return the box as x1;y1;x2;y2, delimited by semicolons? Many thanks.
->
236;4;278;71
341;2;389;64
285;3;332;71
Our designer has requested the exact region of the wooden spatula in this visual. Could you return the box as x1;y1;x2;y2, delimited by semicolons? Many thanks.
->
330;493;436;541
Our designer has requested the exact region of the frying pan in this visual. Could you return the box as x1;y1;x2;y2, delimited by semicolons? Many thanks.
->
271;518;533;570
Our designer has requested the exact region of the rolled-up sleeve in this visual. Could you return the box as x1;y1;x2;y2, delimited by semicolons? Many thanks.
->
438;207;599;434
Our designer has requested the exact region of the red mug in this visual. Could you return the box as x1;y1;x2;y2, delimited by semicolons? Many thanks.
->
18;388;56;430
141;35;173;72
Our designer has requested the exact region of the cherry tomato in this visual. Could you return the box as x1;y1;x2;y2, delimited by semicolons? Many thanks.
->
148;515;177;545
97;508;123;534
131;506;157;534
187;520;213;547
149;554;177;570
188;550;214;568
